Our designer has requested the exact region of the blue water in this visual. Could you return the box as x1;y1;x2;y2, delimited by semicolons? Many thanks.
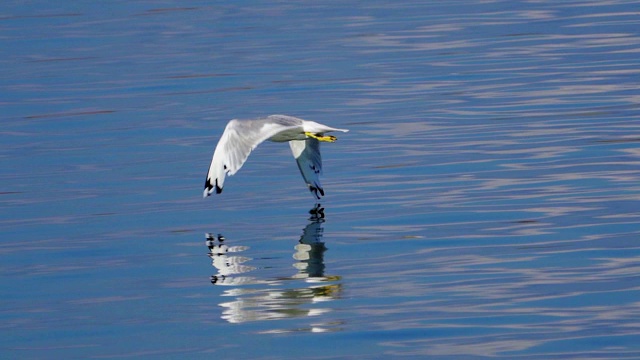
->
2;1;640;359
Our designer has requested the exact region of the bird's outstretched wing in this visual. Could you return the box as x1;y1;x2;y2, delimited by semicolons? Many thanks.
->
204;119;297;197
289;138;324;199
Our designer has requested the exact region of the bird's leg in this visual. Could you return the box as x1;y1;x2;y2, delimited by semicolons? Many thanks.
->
305;132;337;142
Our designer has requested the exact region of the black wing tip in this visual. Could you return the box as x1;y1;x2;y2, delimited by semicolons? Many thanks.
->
310;185;325;200
204;178;223;198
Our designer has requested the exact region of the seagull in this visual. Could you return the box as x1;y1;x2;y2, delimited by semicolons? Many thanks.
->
204;115;348;199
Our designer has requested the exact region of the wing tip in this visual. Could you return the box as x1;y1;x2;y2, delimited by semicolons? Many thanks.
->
203;179;212;198
310;185;325;200
204;178;223;198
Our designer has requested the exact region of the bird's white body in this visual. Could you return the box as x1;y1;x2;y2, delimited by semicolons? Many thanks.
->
204;115;348;199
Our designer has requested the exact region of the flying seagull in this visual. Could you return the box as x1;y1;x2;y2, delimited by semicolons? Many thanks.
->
204;115;348;199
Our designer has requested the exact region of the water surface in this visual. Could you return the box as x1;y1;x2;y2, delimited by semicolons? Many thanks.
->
2;1;640;359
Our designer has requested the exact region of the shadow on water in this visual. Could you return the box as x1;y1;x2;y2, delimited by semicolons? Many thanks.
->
204;205;343;332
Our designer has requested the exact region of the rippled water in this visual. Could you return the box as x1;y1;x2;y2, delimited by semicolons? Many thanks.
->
2;1;640;359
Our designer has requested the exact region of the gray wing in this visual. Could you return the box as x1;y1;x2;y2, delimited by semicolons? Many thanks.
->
289;138;324;199
204;119;298;197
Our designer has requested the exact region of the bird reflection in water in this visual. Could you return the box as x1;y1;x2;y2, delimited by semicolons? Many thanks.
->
207;234;262;286
206;204;342;331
